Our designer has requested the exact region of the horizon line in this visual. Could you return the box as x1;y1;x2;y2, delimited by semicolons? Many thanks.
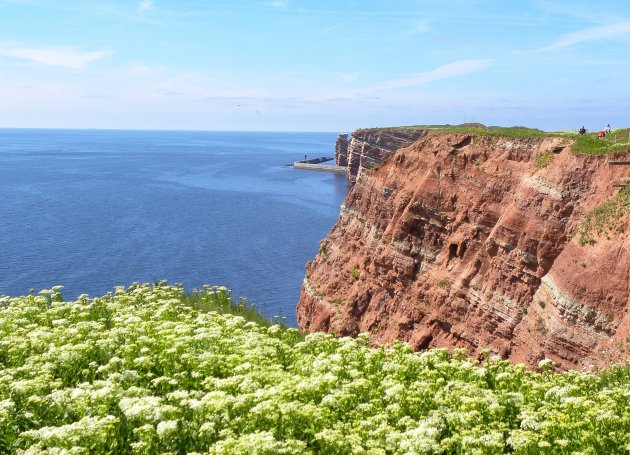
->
0;126;347;134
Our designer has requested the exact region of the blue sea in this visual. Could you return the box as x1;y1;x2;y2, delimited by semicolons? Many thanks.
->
0;129;348;325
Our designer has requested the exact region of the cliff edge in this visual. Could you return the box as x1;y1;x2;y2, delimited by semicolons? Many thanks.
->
336;128;428;184
298;131;630;370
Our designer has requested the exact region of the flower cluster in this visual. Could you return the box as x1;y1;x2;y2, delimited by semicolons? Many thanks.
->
1;283;629;453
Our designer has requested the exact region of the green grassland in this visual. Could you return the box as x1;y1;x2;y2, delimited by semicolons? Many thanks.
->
570;128;630;155
362;124;630;155
1;283;629;453
362;123;548;138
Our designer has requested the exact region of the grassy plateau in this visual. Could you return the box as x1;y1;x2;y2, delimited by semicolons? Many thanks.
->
363;124;630;155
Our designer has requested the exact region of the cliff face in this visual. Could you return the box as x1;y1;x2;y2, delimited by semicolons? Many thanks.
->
336;129;428;184
335;133;349;167
297;133;630;370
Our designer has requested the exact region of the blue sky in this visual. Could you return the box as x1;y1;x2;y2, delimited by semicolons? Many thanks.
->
1;0;629;131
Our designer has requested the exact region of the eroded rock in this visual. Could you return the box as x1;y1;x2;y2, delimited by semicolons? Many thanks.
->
299;132;630;370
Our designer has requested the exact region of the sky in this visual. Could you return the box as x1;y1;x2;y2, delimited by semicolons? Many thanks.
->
0;0;629;132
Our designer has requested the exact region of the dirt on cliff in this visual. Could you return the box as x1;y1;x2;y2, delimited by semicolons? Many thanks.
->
297;132;630;370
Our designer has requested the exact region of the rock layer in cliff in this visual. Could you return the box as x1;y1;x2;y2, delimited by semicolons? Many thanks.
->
298;132;630;370
336;129;428;184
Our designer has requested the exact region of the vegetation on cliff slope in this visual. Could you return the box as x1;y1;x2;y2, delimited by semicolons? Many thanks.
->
576;186;630;246
1;283;629;453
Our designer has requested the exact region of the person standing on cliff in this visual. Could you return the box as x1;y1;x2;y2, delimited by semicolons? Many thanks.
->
579;126;586;136
605;124;612;135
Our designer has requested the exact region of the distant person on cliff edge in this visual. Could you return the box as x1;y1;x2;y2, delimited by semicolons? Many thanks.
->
605;124;612;135
579;126;586;136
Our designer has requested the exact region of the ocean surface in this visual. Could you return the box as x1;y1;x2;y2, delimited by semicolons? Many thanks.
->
0;129;348;325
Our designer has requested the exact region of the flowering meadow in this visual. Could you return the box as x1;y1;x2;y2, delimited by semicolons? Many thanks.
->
1;283;629;454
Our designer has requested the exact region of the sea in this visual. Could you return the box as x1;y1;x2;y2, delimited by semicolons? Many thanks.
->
0;129;348;326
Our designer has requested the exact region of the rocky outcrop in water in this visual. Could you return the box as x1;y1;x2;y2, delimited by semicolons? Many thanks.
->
298;132;630;370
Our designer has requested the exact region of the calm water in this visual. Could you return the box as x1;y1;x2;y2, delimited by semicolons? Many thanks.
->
0;129;348;325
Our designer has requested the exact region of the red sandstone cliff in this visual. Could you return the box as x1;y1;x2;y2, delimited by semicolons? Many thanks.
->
336;129;428;184
298;132;630;370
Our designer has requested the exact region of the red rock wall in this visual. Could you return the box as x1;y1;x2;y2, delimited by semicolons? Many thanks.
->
337;129;428;184
335;133;349;167
297;133;630;370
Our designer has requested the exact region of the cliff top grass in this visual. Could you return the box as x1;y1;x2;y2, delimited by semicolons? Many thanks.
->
569;128;630;155
361;123;630;155
363;123;549;138
1;282;630;453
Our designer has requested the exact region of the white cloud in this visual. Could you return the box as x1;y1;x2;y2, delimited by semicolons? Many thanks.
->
532;20;630;52
0;42;113;69
263;1;289;8
339;73;359;83
368;59;493;91
137;0;153;14
410;20;430;34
